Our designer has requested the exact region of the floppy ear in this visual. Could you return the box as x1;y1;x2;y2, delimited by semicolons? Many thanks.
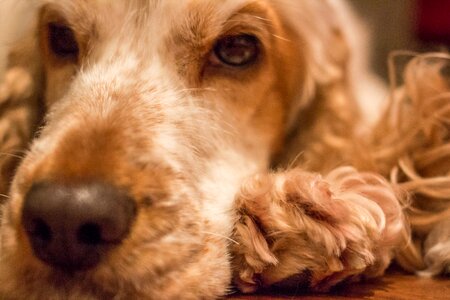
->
272;0;384;171
0;2;44;196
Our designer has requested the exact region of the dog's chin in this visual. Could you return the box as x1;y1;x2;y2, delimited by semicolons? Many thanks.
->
0;267;229;299
1;185;234;299
0;220;233;299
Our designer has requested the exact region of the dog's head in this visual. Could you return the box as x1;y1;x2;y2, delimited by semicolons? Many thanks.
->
0;0;360;298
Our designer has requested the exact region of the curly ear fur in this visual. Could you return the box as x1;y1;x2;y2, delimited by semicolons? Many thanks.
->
367;53;450;274
269;1;450;277
271;0;385;172
271;0;450;279
0;1;43;197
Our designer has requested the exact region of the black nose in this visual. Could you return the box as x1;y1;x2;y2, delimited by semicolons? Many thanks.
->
22;181;136;272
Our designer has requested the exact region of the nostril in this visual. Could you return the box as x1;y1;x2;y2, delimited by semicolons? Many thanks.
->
27;218;52;243
21;181;136;271
77;223;102;245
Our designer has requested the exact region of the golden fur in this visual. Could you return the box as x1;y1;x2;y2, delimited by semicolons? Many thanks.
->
0;0;448;299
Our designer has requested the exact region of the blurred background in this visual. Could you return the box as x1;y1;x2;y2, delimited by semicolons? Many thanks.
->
348;0;450;78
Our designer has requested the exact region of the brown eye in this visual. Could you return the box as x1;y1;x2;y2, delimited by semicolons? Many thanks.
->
48;23;79;59
213;34;260;67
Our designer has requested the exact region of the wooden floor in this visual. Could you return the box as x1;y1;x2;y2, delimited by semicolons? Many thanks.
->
228;270;450;300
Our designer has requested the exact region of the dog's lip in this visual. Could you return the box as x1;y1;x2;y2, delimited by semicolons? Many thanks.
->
35;236;209;296
33;245;105;273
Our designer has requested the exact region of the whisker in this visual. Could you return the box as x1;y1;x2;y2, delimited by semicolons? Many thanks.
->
0;152;26;160
233;12;273;25
178;87;218;93
284;151;304;170
200;230;240;245
271;33;291;42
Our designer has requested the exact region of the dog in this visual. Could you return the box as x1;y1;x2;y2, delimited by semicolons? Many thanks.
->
0;0;449;299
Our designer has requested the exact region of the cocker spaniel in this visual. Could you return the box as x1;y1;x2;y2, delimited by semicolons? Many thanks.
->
0;0;449;299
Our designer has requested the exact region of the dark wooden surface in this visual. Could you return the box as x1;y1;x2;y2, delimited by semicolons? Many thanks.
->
228;270;450;300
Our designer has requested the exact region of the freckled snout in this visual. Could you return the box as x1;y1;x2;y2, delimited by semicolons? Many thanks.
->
21;181;137;272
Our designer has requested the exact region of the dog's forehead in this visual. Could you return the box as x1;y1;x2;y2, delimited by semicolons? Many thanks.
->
40;0;257;27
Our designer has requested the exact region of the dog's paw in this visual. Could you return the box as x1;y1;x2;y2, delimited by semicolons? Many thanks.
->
231;167;407;293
